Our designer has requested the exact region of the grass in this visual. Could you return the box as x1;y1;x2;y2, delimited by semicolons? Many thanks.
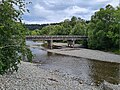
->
112;50;120;55
105;49;120;55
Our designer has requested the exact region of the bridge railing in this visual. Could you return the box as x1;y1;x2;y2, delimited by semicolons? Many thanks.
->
26;35;88;40
26;35;88;37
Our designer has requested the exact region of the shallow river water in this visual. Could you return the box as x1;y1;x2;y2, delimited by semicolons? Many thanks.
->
26;41;120;86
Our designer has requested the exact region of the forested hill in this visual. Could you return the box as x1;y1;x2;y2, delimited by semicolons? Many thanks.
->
25;23;61;30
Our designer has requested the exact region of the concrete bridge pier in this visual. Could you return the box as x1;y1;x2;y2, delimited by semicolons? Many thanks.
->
42;40;45;44
47;40;53;49
67;40;75;48
72;40;75;48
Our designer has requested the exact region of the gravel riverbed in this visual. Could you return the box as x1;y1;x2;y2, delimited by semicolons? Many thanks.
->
0;61;101;90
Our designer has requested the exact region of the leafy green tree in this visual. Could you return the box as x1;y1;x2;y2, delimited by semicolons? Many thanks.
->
88;5;120;50
61;19;72;35
70;18;87;35
70;16;77;27
39;25;53;35
0;0;32;75
49;25;63;35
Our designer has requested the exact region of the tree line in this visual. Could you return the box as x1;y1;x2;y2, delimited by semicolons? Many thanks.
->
25;23;62;30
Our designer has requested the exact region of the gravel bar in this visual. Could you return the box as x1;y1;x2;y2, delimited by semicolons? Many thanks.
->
47;48;120;63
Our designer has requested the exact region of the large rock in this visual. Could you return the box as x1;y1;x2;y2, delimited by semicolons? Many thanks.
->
100;81;120;90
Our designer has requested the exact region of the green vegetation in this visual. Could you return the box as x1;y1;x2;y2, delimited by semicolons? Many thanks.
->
26;4;120;54
88;5;120;51
0;0;32;75
27;17;87;36
25;23;61;30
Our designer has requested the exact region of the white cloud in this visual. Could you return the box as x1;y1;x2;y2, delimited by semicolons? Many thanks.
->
22;20;59;24
22;0;119;24
64;6;88;15
33;4;54;17
107;0;119;7
96;0;109;3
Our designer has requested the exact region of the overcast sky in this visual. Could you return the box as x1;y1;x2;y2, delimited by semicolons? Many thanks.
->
22;0;119;24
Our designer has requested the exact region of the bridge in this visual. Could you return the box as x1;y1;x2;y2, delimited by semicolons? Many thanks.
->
26;35;88;49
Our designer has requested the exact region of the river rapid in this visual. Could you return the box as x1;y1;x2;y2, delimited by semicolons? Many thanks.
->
26;41;120;87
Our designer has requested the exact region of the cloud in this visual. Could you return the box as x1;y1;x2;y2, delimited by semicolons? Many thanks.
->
22;0;119;24
96;0;109;3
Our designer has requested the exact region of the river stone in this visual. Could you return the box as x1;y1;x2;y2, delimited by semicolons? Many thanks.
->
99;81;120;90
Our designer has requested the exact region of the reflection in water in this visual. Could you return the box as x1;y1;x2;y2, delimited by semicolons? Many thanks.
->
89;60;120;85
26;41;120;86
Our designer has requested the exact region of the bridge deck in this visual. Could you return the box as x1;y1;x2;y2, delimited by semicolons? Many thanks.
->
26;35;88;40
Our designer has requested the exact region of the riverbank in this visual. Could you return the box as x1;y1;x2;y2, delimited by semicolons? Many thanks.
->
47;43;120;63
0;61;100;90
0;41;119;90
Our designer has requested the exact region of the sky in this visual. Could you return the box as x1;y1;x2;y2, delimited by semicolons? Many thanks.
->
22;0;119;24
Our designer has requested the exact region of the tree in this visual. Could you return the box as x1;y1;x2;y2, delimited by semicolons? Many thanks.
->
88;5;120;50
59;19;71;35
49;25;63;35
70;18;87;35
39;25;53;35
70;16;77;27
0;0;32;75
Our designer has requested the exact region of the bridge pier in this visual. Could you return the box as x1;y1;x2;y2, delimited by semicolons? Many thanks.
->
47;40;53;49
67;40;75;48
72;40;75;48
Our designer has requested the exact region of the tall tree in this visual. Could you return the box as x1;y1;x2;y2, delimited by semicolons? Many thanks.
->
70;16;77;27
88;5;120;50
0;0;32;75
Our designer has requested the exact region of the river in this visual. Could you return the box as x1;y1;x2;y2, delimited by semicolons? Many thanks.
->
26;40;120;86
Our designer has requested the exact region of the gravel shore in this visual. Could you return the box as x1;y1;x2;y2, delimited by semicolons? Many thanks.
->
0;61;100;90
47;48;120;63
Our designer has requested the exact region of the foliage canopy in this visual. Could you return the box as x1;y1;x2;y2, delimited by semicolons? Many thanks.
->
88;5;120;50
0;0;32;75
